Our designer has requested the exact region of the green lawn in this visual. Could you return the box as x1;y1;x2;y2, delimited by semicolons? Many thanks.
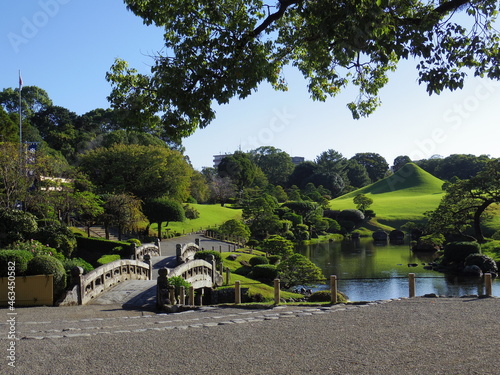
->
221;251;303;301
151;203;243;235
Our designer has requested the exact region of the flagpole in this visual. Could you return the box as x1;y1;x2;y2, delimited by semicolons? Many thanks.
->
19;70;22;148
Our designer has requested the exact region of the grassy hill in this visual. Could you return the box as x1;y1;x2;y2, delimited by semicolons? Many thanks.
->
330;163;445;229
151;203;243;235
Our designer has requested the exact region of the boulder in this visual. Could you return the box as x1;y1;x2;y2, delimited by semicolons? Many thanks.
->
463;265;483;277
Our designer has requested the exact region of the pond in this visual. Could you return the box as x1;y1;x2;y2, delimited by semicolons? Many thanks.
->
296;238;500;301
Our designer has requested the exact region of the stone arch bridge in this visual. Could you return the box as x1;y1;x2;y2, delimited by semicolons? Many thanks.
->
67;237;224;308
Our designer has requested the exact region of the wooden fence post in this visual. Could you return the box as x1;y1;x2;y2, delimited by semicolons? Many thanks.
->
485;273;492;296
235;280;241;304
330;275;338;304
226;268;230;285
274;279;281;305
409;273;416;298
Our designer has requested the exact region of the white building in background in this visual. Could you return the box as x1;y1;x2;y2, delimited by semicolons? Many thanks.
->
291;156;305;165
213;154;233;168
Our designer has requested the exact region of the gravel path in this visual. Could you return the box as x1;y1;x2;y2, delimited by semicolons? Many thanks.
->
3;296;500;374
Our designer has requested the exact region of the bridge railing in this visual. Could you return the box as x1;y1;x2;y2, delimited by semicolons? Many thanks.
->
74;259;152;305
176;240;202;264
157;258;224;308
134;241;161;260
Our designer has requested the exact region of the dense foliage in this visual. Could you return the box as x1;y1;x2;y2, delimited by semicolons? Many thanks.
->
108;0;500;136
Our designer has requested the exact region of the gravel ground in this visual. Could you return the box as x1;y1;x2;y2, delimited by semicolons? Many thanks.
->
2;296;500;375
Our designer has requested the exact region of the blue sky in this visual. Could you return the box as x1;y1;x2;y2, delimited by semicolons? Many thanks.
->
2;0;499;170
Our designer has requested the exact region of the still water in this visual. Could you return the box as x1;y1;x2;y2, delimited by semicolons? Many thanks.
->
296;238;499;301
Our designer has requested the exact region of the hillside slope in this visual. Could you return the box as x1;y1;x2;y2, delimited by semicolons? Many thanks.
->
330;163;445;224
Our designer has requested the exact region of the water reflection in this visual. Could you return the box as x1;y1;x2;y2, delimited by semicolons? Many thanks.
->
296;238;498;301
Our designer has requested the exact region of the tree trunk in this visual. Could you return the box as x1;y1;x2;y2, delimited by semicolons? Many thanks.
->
157;221;162;240
473;200;492;243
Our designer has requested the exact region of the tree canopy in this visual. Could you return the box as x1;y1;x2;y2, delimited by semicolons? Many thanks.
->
107;0;500;138
78;144;192;201
426;159;500;242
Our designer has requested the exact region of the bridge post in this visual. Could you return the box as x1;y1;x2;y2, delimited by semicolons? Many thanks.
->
169;286;177;305
130;243;137;260
179;286;185;305
144;254;152;280
71;266;84;305
176;244;182;264
157;268;169;309
195;238;200;246
189;286;195;305
155;238;161;255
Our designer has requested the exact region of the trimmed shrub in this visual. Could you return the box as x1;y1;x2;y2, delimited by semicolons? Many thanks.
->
34;223;77;258
74;237;132;266
262;235;294;257
63;258;94;274
464;253;498;274
443;242;481;264
126;238;141;246
26;255;67;297
0;250;33;277
6;240;62;259
308;290;348;303
268;255;282;265
338;209;365;224
194;250;222;265
97;254;121;265
0;209;38;246
250;264;278;282
183;204;200;220
249;256;269;267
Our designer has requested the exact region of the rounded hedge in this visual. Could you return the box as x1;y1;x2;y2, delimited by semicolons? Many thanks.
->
34;223;77;258
26;255;67;297
97;254;121;265
194;250;222;265
126;238;142;246
268;255;282;265
443;242;481;264
63;258;94;274
0;250;34;277
0;209;38;246
464;253;498;274
250;264;278;281
249;256;269;267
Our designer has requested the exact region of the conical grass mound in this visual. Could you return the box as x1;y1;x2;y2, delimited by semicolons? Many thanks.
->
331;163;445;224
342;163;445;197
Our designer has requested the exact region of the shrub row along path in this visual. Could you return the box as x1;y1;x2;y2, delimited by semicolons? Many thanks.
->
4;297;500;374
88;233;235;309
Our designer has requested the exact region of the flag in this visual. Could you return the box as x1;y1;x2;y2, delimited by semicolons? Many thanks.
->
19;71;23;90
